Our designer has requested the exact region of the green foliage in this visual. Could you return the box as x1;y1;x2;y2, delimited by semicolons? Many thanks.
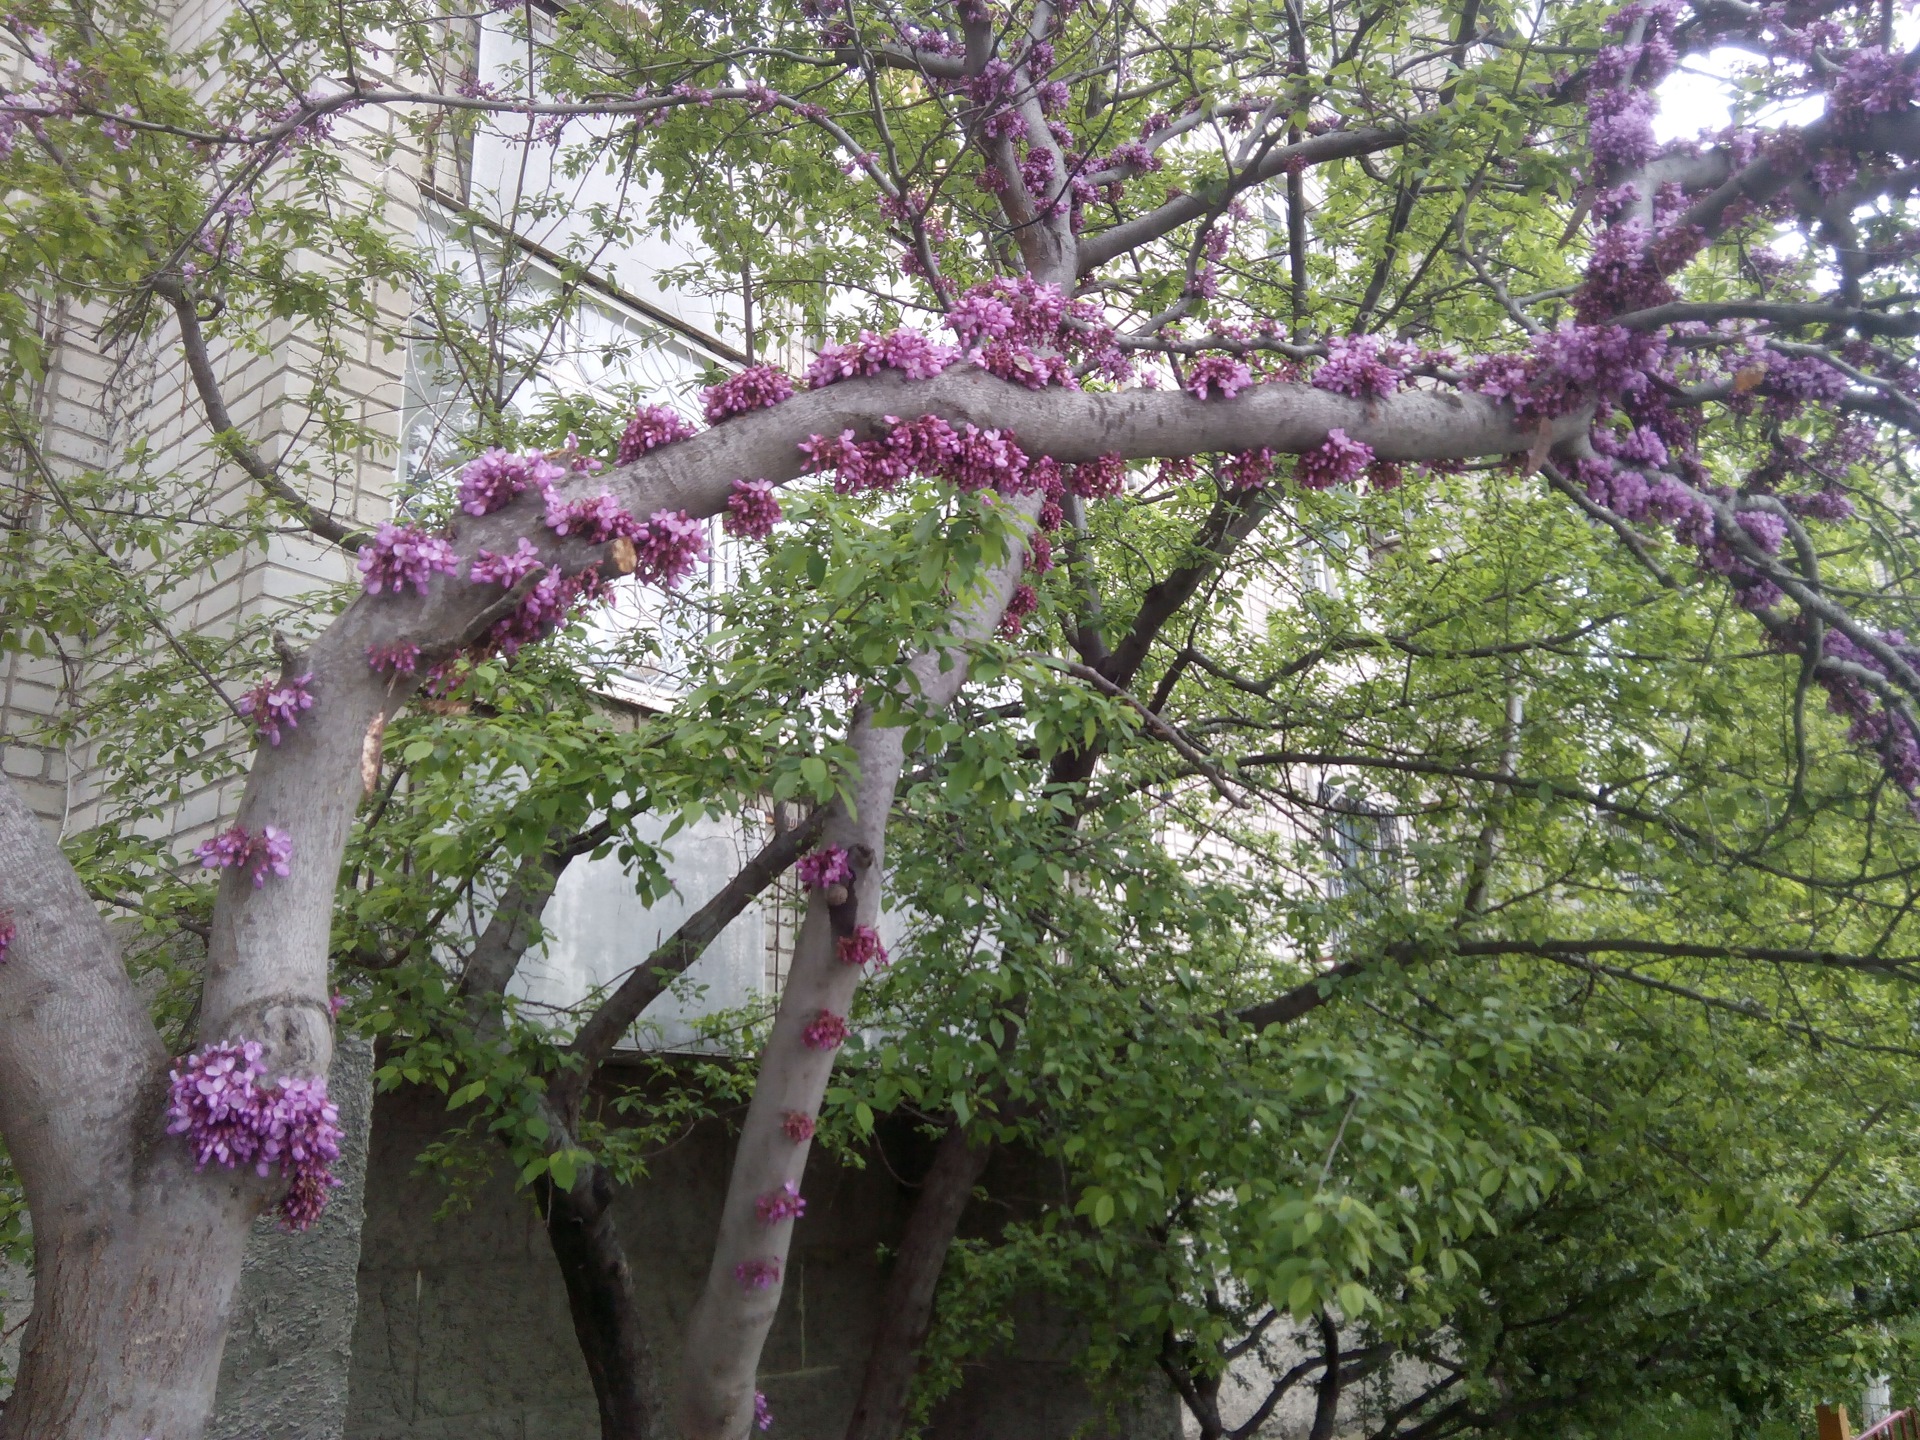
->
6;0;1920;1431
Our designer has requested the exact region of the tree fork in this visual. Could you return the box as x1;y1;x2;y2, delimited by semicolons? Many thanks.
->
539;1165;667;1440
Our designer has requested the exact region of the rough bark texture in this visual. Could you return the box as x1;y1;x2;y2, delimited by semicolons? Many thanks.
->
675;493;1042;1440
539;1167;666;1440
841;1125;995;1440
0;777;262;1440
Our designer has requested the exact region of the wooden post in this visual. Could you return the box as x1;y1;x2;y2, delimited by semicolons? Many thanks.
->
1820;1404;1855;1440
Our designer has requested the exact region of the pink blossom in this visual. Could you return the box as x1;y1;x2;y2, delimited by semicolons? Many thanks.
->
1587;86;1657;170
1313;335;1404;400
1068;454;1125;500
456;448;565;517
704;365;796;422
725;479;783;540
545;490;639;544
1223;449;1276;490
806;329;957;388
196;824;294;888
617;404;697;464
802;1009;851;1050
366;642;422;673
166;1041;343;1231
236;672;315;746
781;1110;816;1142
1468;322;1664;419
1295;430;1374;490
633;510;709;587
945;425;1030;493
755;1179;808;1224
796;845;853;890
357;524;460;596
1185;356;1253;400
470;538;543;587
1026;533;1054;574
485;570;594;657
999;583;1039;637
837;924;888;967
1828;49;1920;127
735;1256;783;1289
974;339;1077;390
755;1391;773;1431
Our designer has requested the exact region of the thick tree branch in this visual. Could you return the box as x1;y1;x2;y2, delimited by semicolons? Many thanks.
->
152;276;368;550
1076;126;1414;273
558;805;830;1105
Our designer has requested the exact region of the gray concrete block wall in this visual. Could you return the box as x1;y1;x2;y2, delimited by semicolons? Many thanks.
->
211;1032;378;1440
344;1075;1179;1440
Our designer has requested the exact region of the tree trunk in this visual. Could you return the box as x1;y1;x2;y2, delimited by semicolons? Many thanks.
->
2;1177;255;1440
0;774;267;1440
1308;1312;1342;1440
842;1124;994;1440
538;1165;665;1440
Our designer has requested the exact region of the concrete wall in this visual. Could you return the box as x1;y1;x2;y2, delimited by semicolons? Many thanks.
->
211;1032;378;1440
344;1074;1179;1440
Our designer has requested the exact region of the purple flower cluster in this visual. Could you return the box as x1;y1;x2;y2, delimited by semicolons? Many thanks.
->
973;339;1078;390
358;524;461;597
1185;356;1254;400
725;479;783;540
365;642;422;673
617;404;698;465
1026;533;1055;574
781;1110;816;1142
470;538;543;587
947;426;1032;493
948;276;1071;350
1295;430;1374;490
755;1180;808;1225
456;448;566;518
735;1256;783;1290
755;1391;773;1432
837;924;888;967
1576;219;1684;322
799;415;1035;498
1810;627;1920;800
1313;335;1405;401
1587;86;1658;171
802;1010;851;1050
1755;353;1851;416
999;582;1039;638
1223;449;1276;491
796;845;853;890
1068;454;1126;500
1468;323;1663;419
1827;49;1920;128
806;330;957;388
704;365;796;423
166;1040;343;1230
633;510;710;587
236;672;315;747
545;489;639;544
196;824;293;888
484;570;598;659
1098;138;1163;175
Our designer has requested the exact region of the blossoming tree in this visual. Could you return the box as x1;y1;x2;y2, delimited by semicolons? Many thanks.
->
6;0;1920;1433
